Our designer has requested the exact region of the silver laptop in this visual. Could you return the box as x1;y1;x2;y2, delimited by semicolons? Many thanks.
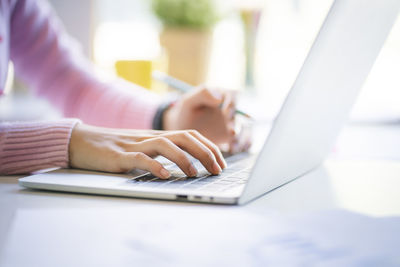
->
19;0;400;205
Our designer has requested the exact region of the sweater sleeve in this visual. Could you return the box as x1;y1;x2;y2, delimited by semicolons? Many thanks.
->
0;119;81;175
9;0;161;129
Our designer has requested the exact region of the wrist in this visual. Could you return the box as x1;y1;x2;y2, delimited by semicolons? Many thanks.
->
162;103;174;130
152;100;175;130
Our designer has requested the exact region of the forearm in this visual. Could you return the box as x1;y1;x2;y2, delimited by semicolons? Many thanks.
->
10;0;161;129
64;79;162;129
0;119;80;175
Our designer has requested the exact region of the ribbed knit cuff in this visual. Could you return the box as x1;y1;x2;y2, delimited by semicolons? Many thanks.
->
0;119;81;175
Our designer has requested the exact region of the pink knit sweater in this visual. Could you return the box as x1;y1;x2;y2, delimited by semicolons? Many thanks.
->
0;0;162;174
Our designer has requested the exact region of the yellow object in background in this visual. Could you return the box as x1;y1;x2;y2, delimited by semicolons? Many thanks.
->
115;60;153;89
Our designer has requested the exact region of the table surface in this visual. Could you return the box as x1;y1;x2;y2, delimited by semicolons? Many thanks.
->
1;159;400;266
1;158;399;215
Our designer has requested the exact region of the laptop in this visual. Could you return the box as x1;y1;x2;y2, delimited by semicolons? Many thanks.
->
19;0;400;205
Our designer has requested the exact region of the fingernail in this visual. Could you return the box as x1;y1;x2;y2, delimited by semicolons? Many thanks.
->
189;164;198;177
222;159;228;169
213;162;222;174
160;169;170;179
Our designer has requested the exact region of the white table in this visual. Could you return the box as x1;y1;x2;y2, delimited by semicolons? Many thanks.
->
0;158;399;266
3;159;399;215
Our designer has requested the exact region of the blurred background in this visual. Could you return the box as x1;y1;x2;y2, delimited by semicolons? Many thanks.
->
58;0;400;121
2;0;400;159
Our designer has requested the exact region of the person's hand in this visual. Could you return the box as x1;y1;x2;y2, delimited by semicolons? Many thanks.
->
163;86;238;152
69;124;226;178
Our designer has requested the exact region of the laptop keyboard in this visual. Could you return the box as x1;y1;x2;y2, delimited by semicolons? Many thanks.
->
128;153;255;193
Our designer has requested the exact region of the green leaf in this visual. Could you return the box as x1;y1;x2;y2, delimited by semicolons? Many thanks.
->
151;0;220;29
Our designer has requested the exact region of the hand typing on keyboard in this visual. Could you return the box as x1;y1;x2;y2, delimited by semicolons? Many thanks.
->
70;125;227;179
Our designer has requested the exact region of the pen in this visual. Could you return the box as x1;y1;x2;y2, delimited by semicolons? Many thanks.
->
152;70;252;119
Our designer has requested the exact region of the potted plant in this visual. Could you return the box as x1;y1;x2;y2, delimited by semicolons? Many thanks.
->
151;0;219;85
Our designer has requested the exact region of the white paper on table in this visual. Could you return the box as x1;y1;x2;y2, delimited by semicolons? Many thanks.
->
0;206;399;267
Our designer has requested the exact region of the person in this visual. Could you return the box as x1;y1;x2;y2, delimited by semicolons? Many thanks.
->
0;0;242;178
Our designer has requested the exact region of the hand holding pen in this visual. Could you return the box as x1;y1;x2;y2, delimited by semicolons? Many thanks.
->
152;71;252;119
152;71;252;154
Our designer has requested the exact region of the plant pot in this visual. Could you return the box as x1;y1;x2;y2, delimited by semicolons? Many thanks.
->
160;28;213;85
